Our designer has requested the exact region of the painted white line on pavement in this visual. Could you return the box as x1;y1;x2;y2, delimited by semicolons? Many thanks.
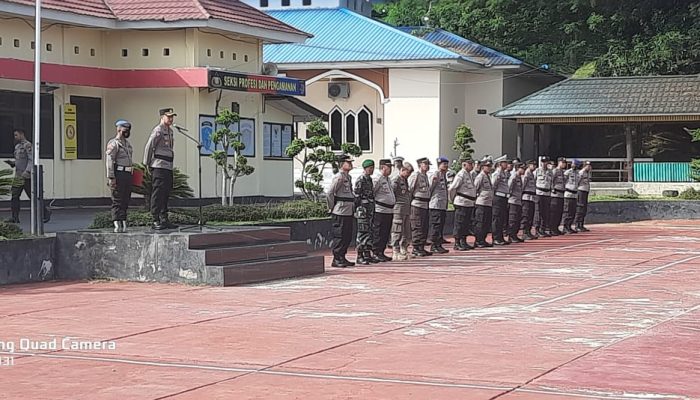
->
524;238;615;257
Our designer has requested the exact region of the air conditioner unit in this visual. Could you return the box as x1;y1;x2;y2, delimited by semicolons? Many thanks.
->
328;82;350;99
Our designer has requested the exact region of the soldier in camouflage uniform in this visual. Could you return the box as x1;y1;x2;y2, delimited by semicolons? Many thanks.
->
106;120;134;233
355;159;380;265
391;161;414;260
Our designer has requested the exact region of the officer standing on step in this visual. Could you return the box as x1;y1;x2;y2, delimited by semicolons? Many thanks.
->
562;159;581;234
448;157;476;251
491;156;510;245
535;156;553;237
575;160;592;232
355;160;379;265
428;157;450;254
372;159;396;262
474;157;494;248
106;120;134;233
521;160;538;240
549;157;567;235
328;155;356;268
507;160;525;243
144;108;177;230
409;157;433;257
391;161;414;261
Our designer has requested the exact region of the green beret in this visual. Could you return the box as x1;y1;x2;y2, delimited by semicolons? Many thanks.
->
362;159;375;168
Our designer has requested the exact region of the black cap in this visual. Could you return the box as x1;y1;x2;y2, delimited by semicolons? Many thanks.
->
460;157;474;163
379;159;392;167
540;156;550;163
526;159;536;165
159;108;177;116
337;154;354;163
557;157;567;162
416;157;432;165
515;161;525;169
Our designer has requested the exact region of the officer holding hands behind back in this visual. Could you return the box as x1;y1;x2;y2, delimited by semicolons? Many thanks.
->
106;120;134;233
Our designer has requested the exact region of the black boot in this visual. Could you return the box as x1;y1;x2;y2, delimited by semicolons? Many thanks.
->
342;257;356;267
431;244;449;254
356;251;370;265
366;251;381;264
580;225;590;232
331;258;350;268
376;252;392;262
563;226;575;234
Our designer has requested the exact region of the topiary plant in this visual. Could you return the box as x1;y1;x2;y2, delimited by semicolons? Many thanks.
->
451;124;476;172
131;164;194;211
0;221;23;240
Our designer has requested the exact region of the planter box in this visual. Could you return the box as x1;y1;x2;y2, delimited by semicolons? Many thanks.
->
0;237;55;285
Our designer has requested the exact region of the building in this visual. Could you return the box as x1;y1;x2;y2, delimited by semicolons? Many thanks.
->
251;0;562;171
0;0;321;203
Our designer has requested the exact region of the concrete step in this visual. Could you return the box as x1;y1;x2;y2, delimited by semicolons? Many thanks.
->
188;227;291;249
204;241;309;265
208;255;325;286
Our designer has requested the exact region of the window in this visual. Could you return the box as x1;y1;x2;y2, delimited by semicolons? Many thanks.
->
303;0;311;5
30;41;35;49
14;39;19;48
207;49;212;57
345;113;355;144
329;109;342;150
71;96;102;160
263;122;293;159
163;48;170;56
358;107;371;151
90;48;96;57
220;50;224;59
74;46;80;54
0;90;54;159
244;55;249;62
260;0;268;6
232;53;237;60
121;49;128;57
281;0;290;5
142;48;149;56
46;43;52;51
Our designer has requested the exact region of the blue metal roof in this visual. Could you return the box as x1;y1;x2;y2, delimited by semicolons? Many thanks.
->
397;27;522;66
264;9;462;64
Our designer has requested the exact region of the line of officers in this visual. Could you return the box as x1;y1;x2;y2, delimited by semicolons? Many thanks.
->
327;154;592;268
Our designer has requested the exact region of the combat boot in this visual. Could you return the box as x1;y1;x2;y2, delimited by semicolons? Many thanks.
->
342;257;356;267
113;221;122;233
563;226;575;234
376;253;392;262
580;225;590;232
431;244;449;254
331;258;350;268
356;252;370;265
366;251;381;264
400;246;412;259
121;221;128;233
524;231;537;240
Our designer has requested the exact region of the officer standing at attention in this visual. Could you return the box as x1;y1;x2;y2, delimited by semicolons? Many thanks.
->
391;161;414;261
428;157;450;254
562;159;581;234
372;159;396;262
448;157;476;251
390;156;404;181
474;157;494;248
507;161;525;243
549;157;567;235
520;160;539;240
491;157;510;245
327;155;356;268
409;157;433;257
575;160;592;232
144;108;177;230
106;120;134;233
355;160;379;265
535;156;553;237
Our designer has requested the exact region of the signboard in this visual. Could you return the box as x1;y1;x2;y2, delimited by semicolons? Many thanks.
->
208;70;305;96
62;104;77;160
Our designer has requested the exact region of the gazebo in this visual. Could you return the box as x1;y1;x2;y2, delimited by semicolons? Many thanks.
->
493;75;700;182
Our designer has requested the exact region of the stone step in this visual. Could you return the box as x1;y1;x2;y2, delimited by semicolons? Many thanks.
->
204;241;309;265
208;255;325;286
188;227;291;249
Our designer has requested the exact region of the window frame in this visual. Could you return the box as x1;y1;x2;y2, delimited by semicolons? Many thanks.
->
0;89;54;159
357;106;372;152
263;121;294;160
70;95;103;160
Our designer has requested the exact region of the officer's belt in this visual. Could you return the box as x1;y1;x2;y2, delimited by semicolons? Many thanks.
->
565;189;578;194
154;154;174;162
413;196;430;202
495;191;508;198
552;188;565;194
334;196;354;202
115;165;133;172
536;187;550;192
375;200;395;209
456;192;477;201
523;190;536;196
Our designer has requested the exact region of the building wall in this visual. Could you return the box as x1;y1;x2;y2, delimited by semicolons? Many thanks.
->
463;70;504;159
385;68;441;166
439;71;466;162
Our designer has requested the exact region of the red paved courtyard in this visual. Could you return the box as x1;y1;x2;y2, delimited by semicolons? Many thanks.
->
1;220;699;399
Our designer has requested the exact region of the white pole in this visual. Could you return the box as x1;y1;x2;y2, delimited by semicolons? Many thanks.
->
31;0;42;235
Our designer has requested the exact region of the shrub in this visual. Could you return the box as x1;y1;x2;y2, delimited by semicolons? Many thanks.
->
89;209;198;229
0;169;15;197
679;187;700;200
0;221;23;240
130;164;194;210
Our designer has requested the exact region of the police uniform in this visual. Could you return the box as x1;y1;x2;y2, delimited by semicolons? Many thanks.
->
575;161;592;232
409;158;433;256
563;162;581;233
507;163;525;242
372;159;396;262
428;157;450;254
535;157;553;236
328;155;356;268
144;108;176;229
448;159;476;250
520;161;538;240
391;163;413;260
474;161;494;247
549;158;567;235
389;156;404;181
106;120;134;232
491;160;510;245
7;135;50;224
355;160;379;265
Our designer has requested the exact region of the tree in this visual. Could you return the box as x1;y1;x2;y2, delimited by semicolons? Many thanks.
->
451;124;476;172
285;119;362;202
210;108;255;206
687;128;700;182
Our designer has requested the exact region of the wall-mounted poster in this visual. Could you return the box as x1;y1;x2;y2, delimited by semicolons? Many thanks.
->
238;118;255;157
263;124;271;157
281;125;292;157
271;124;282;157
263;122;294;159
199;115;256;157
199;115;216;155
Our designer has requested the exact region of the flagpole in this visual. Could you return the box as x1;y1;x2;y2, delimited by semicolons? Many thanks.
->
31;0;42;235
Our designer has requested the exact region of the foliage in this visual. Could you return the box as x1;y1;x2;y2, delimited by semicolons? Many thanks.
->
0;169;15;197
131;164;194;210
210;108;255;205
0;221;23;240
688;128;700;182
679;187;700;200
286;119;363;202
451;124;476;172
374;0;700;76
90;200;329;228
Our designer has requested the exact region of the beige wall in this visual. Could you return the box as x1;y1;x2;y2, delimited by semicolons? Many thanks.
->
463;70;504;160
439;71;466;163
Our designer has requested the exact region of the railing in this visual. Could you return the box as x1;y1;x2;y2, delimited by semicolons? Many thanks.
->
585;158;653;182
633;162;692;182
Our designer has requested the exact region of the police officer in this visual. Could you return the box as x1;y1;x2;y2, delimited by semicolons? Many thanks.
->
328;155;356;268
428;157;450;254
575;160;592;232
474;157;494;248
5;129;50;224
491;157;510;245
390;156;404;181
520;160;538;240
535;156;553;237
409;157;433;257
562;160;581;234
549;157;567;235
355;160;379;265
373;159;396;262
449;157;476;251
106;120;134;233
391;161;414;261
507;161;525;243
144;108;177;230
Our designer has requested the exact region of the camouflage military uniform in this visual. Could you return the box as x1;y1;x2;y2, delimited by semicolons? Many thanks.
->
354;173;376;263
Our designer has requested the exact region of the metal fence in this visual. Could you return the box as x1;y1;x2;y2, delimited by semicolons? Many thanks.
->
633;162;692;182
